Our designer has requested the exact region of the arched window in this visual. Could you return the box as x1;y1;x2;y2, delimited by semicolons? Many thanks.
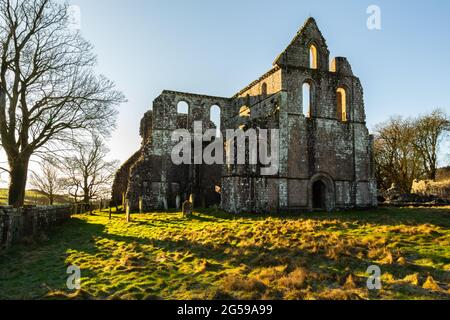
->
210;105;221;137
177;101;189;129
261;82;267;98
309;45;318;69
302;82;312;117
330;58;336;72
239;106;250;118
336;87;347;122
177;101;189;114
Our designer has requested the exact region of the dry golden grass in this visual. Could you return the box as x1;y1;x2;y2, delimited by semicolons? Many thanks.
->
0;207;449;300
422;276;442;292
278;268;308;289
403;273;420;286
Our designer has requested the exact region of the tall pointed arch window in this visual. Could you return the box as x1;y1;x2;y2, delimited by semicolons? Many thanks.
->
309;45;318;69
261;82;267;98
210;105;221;137
336;87;347;122
302;82;312;117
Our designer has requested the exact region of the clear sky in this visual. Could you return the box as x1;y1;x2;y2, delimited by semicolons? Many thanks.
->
1;0;449;186
67;0;450;165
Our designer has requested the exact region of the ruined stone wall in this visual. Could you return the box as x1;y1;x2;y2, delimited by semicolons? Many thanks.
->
220;67;284;213
283;67;368;209
126;90;230;211
0;205;72;250
220;17;377;213
140;111;154;145
111;150;141;205
274;18;330;72
117;17;377;214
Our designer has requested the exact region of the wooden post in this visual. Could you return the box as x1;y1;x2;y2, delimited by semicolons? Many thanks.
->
109;206;112;220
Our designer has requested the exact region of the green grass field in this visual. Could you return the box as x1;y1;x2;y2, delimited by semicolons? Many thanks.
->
0;207;449;300
0;188;71;206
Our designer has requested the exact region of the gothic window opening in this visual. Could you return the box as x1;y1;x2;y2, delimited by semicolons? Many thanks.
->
310;45;318;69
330;58;336;72
177;101;189;129
336;87;347;122
261;82;267;98
302;82;312;117
210;105;221;137
177;101;189;114
239;106;251;118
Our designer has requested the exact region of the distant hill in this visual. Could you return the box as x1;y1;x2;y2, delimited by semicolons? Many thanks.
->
0;189;72;206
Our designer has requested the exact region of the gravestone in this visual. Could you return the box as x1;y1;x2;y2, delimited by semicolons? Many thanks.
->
125;200;131;222
386;183;402;201
139;197;143;214
182;200;193;218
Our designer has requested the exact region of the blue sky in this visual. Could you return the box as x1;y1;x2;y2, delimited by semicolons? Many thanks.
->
55;0;450;166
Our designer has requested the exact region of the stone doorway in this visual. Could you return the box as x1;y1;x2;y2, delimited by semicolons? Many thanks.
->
308;173;336;212
312;180;326;209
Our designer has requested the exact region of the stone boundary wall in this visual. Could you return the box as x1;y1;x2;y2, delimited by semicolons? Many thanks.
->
0;205;72;250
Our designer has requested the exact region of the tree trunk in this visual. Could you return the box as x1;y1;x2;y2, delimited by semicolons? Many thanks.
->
83;186;90;205
429;168;437;181
8;155;31;208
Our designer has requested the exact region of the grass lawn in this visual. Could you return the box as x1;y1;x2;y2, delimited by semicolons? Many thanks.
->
0;188;71;206
0;207;449;300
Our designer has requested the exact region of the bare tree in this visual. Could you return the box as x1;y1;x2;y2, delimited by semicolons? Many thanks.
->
29;157;63;205
61;135;118;205
413;109;449;181
374;110;450;194
0;0;125;207
374;117;424;194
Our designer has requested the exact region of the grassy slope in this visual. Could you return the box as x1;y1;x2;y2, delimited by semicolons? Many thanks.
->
0;207;449;300
0;188;71;206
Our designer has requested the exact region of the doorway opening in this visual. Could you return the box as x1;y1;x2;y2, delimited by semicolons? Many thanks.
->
312;180;326;210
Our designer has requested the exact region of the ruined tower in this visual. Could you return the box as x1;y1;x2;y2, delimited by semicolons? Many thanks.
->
112;17;378;213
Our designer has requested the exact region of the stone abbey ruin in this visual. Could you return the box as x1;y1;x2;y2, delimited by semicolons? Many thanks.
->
112;17;378;213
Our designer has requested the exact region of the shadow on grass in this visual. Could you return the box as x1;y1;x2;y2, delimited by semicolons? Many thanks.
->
1;207;449;300
100;227;449;300
0;217;106;300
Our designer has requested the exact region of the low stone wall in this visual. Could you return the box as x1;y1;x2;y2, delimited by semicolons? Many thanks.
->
0;205;72;250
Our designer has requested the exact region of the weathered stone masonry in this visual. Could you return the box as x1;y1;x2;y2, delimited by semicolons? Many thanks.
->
0;205;72;249
112;18;378;213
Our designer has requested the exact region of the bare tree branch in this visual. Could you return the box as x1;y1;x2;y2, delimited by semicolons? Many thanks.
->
0;0;125;206
60;134;119;204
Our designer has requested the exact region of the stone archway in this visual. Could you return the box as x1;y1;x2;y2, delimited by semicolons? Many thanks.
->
308;173;336;212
